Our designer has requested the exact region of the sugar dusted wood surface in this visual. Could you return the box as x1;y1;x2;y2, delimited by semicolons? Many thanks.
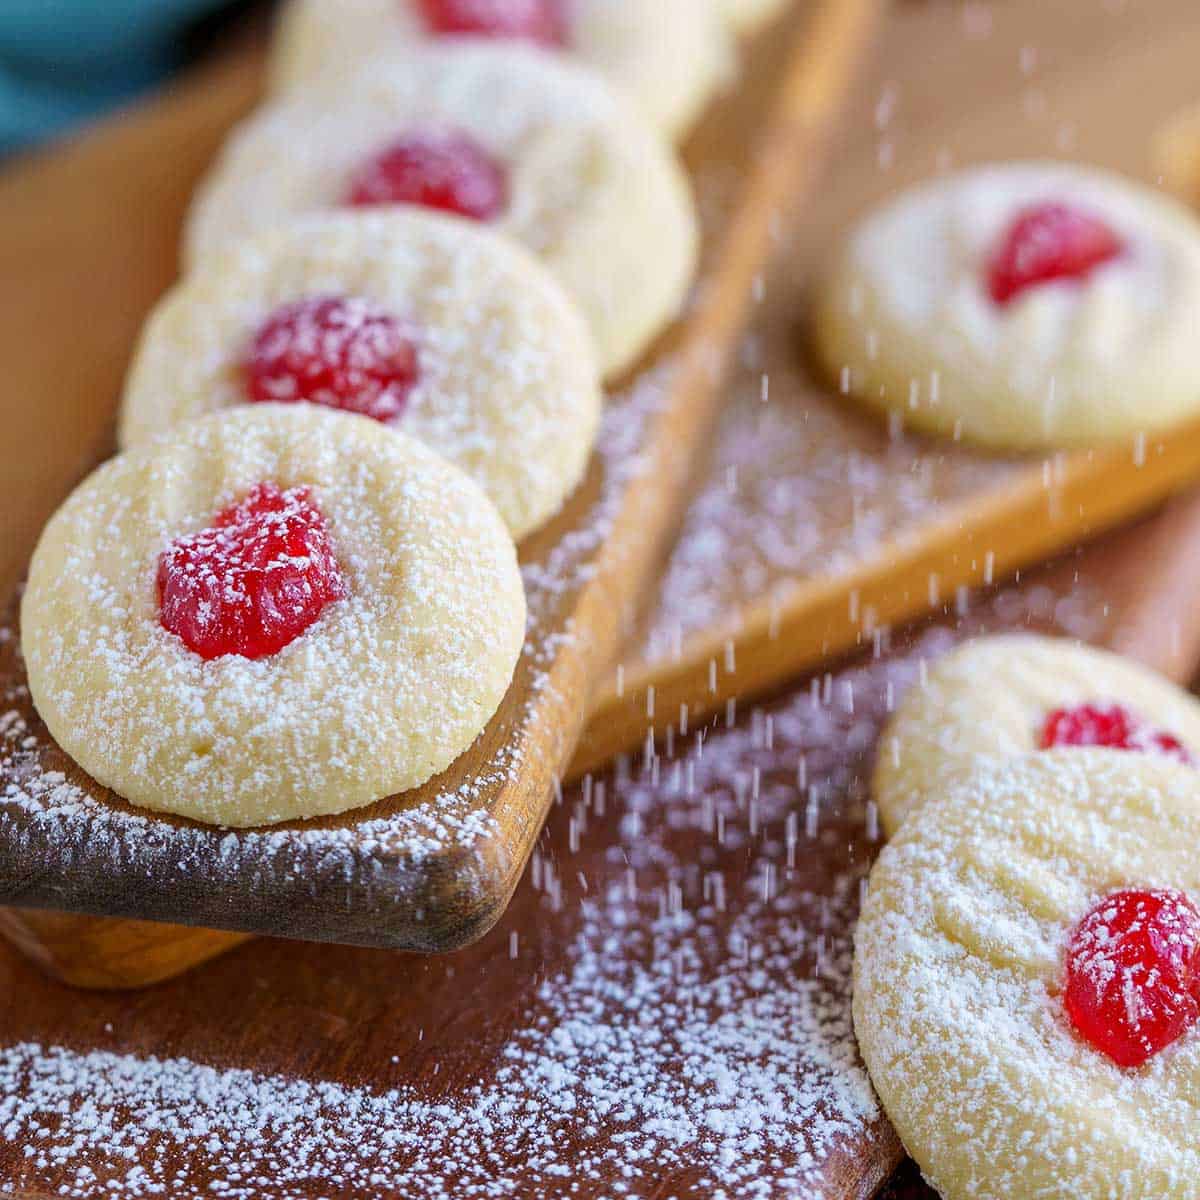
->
4;482;1198;1197
0;541;1153;1198
5;1;1200;1196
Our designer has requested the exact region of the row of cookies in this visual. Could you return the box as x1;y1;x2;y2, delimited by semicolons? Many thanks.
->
20;2;793;828
854;634;1200;1197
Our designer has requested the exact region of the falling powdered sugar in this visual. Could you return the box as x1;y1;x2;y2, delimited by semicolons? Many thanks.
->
0;575;1108;1197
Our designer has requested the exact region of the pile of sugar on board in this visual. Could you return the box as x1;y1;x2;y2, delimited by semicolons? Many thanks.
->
0;572;1106;1199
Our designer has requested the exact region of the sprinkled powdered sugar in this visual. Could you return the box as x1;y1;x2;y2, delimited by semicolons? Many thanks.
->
638;315;1023;663
0;882;872;1199
0;581;1107;1197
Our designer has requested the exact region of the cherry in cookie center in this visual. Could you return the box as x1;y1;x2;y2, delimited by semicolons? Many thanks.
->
1039;701;1195;765
345;129;509;221
245;294;420;423
1064;887;1200;1069
416;0;567;47
157;481;347;663
985;201;1124;306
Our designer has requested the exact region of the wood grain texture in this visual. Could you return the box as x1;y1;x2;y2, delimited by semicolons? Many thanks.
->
0;2;886;960
0;910;250;990
574;436;1200;775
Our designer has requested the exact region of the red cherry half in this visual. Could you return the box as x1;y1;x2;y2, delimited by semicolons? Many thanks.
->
416;0;567;46
345;130;508;223
1039;702;1194;766
1064;888;1200;1068
245;295;419;424
158;483;346;661
987;202;1123;305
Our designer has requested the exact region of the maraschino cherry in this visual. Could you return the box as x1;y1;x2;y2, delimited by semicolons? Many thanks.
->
158;483;346;661
345;130;507;222
987;202;1123;305
415;0;566;46
245;295;419;423
1064;888;1200;1067
1039;702;1194;766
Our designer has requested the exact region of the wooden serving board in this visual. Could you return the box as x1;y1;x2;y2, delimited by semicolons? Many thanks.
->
0;1;883;956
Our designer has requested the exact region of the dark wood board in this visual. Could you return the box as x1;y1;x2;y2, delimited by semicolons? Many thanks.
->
0;498;1195;1199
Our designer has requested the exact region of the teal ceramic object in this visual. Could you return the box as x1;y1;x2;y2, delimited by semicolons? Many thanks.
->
0;0;231;150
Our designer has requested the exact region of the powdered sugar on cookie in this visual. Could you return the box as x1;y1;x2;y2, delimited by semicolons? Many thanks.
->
855;750;1200;1199
186;43;699;380
122;210;601;541
19;404;526;827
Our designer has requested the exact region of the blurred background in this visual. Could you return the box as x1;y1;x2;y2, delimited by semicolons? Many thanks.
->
0;0;254;152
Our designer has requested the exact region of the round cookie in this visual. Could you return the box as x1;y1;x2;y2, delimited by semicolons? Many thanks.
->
854;750;1200;1200
875;634;1200;835
20;404;526;828
270;0;733;143
186;42;699;382
814;162;1200;447
720;0;789;35
121;210;601;541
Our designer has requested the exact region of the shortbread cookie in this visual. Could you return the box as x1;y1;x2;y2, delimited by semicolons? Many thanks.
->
21;404;526;828
815;162;1200;447
186;42;698;381
720;0;789;35
121;210;600;541
854;751;1200;1200
875;634;1200;834
270;0;733;142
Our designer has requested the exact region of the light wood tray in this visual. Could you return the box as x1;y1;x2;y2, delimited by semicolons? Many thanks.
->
0;1;881;970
